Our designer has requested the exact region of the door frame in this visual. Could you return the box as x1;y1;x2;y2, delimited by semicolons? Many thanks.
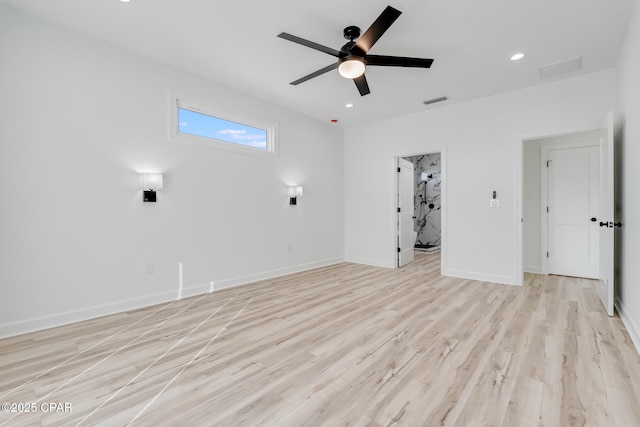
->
540;140;600;275
518;129;600;285
394;148;447;273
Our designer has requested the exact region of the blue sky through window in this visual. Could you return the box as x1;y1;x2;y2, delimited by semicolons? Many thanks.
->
178;107;267;150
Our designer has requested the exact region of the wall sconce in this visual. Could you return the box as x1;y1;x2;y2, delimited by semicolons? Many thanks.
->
142;173;163;202
288;186;303;205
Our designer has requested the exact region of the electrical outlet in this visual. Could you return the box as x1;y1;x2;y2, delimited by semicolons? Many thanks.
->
472;248;480;257
146;262;155;274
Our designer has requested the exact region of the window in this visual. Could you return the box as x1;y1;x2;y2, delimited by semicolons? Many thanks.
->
171;94;277;156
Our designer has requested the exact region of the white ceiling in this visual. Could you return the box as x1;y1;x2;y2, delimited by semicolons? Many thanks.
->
2;0;636;128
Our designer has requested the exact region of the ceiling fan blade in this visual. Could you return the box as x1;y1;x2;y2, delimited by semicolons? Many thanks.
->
352;6;402;56
366;55;434;68
353;74;370;96
290;62;339;85
278;32;341;57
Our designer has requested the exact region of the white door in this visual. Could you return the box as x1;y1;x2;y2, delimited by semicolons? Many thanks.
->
547;146;599;278
597;112;615;316
398;158;415;267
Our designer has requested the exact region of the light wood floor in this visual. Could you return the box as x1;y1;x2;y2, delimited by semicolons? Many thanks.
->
1;252;640;426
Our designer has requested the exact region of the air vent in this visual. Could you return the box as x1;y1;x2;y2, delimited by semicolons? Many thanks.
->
423;96;448;106
539;56;582;80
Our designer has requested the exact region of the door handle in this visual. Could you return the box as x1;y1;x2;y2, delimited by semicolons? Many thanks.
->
591;217;597;222
599;221;623;228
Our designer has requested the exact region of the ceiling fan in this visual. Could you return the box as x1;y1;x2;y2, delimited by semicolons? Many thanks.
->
277;5;434;96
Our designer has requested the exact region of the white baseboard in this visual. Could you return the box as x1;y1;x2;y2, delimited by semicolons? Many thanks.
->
181;282;213;299
524;265;542;274
214;257;344;290
344;256;394;269
616;297;640;356
444;268;518;286
0;257;344;340
0;289;177;339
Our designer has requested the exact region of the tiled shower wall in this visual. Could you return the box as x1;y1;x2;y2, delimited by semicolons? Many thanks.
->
407;153;441;247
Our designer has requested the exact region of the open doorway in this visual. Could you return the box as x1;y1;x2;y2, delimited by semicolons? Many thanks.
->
522;131;600;277
397;152;442;267
520;113;615;316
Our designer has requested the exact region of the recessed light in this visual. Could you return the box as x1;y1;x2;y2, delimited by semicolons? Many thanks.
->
120;0;131;3
345;103;354;108
511;53;525;61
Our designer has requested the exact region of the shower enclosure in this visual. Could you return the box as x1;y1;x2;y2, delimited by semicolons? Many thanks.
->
403;153;441;251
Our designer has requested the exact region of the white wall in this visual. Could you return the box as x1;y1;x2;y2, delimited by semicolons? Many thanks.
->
615;0;640;352
345;69;615;285
0;7;344;338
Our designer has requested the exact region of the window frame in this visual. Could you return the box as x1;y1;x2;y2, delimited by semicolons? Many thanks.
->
170;93;277;157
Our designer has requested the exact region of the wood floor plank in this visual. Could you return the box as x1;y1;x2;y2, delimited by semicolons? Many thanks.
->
1;253;639;426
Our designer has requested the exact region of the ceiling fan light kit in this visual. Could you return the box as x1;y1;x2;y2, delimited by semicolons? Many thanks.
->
338;58;365;79
278;5;434;96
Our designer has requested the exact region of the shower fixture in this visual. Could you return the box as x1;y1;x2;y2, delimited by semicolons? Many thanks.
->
420;171;441;182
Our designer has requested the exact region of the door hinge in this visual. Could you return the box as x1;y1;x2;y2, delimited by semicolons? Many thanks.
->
397;207;401;213
547;160;551;167
397;167;401;172
546;206;549;213
397;247;401;253
546;251;549;258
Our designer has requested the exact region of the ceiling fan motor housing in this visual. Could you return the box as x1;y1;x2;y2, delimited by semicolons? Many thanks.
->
340;41;357;58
